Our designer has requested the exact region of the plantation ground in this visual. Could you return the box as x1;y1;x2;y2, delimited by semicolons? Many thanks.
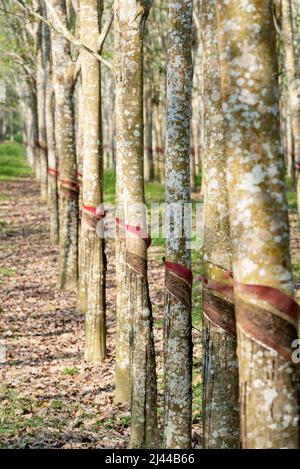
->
0;144;202;449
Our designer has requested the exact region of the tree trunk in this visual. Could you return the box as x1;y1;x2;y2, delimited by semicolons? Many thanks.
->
9;108;14;143
49;0;79;290
45;24;59;245
201;0;239;449
217;0;299;449
144;88;154;182
36;8;48;201
80;0;106;363
163;0;193;449
29;83;40;178
115;0;158;448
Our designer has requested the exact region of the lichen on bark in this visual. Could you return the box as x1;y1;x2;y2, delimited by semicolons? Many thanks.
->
201;0;239;449
163;0;193;450
80;0;106;363
114;0;158;448
217;0;299;449
49;0;79;290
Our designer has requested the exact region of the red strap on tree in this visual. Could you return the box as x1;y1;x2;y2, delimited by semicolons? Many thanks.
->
198;275;234;299
165;260;193;287
83;205;106;219
235;282;300;327
60;178;79;189
199;271;300;327
115;217;151;248
48;168;59;177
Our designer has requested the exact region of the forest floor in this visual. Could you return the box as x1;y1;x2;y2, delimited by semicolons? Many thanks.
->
0;144;202;449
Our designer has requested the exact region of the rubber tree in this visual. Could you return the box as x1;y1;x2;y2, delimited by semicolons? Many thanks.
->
114;0;158;448
217;0;299;449
79;0;106;362
201;0;239;449
36;2;48;199
44;16;59;245
27;81;40;175
163;0;193;449
48;0;79;289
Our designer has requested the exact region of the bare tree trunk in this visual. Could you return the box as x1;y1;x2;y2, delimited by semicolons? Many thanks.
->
201;0;239;449
217;0;299;449
49;0;79;290
115;0;158;448
45;23;59;245
29;83;40;178
9;108;14;143
80;0;106;363
36;6;48;200
144;87;154;182
163;0;193;449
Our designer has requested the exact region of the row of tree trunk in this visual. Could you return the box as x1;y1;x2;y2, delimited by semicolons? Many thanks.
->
17;0;299;449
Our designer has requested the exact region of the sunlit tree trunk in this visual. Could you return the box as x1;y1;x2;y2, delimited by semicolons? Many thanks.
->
9;108;14;143
201;0;239;449
163;0;193;449
80;0;106;362
115;0;158;448
45;22;59;246
217;0;299;449
36;4;48;200
144;87;154;182
49;0;79;289
29;83;40;178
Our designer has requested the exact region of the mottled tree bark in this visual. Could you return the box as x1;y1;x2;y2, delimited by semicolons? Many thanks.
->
80;0;106;362
114;1;131;404
49;0;79;289
27;83;40;174
217;0;299;449
9;108;14;143
36;4;48;200
163;0;193;450
201;0;239;449
115;0;158;448
44;19;59;245
76;81;86;314
144;87;154;182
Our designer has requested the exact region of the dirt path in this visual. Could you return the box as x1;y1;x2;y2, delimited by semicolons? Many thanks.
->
0;177;203;449
0;178;131;448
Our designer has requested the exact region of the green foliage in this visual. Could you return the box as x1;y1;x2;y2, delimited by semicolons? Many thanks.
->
104;169;165;206
63;367;79;376
287;189;297;212
0;267;15;277
192;368;202;422
292;259;300;282
0;390;44;440
0;143;31;180
0;219;7;230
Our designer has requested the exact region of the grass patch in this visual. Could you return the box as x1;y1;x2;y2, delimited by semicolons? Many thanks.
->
63;367;79;376
287;190;297;212
0;267;15;277
285;175;297;212
0;194;11;201
0;390;44;439
192;368;202;422
292;259;300;283
104;169;165;206
0;220;7;231
0;143;31;181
